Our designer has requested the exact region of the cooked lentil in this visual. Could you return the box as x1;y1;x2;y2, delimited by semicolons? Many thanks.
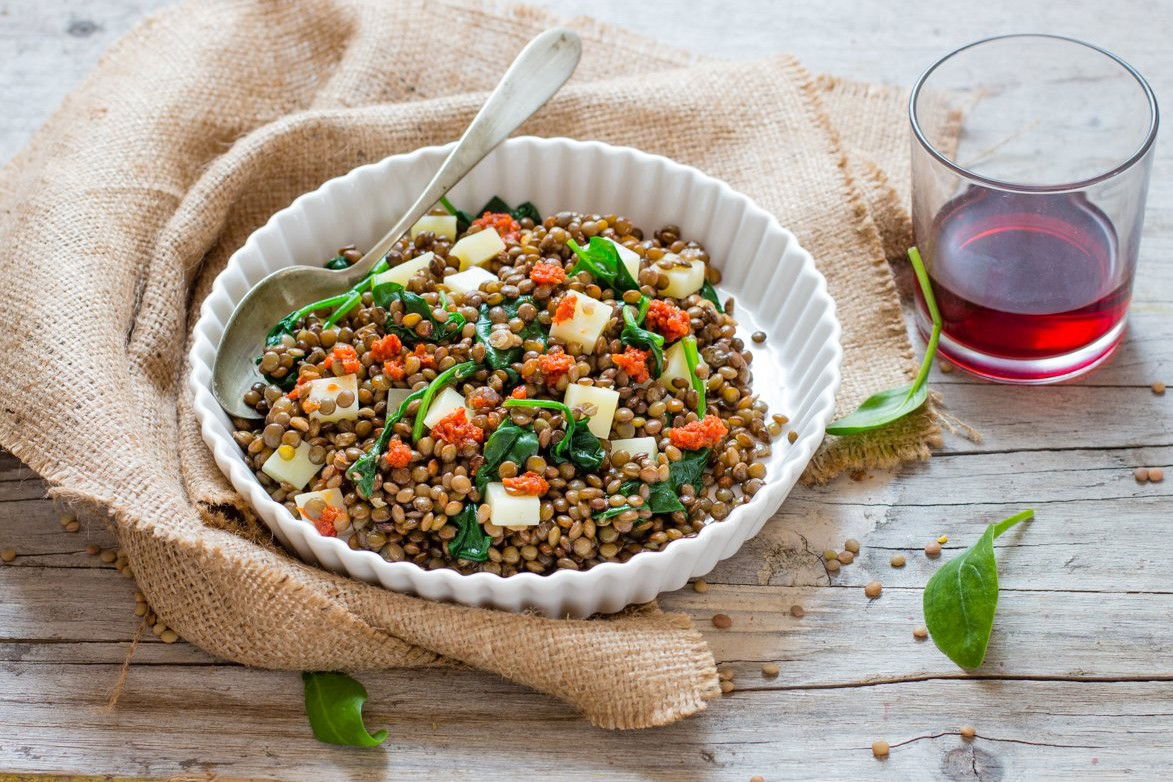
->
233;210;775;576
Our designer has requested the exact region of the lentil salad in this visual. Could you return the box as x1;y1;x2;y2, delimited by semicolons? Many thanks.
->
230;198;781;576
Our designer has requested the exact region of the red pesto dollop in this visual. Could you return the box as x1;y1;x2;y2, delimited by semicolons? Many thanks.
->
472;212;520;242
645;299;691;341
383;438;412;468
430;407;484;447
667;415;728;450
537;352;575;382
553;293;577;324
323;344;361;374
312;505;343;537
610;347;650;383
529;261;567;286
503;471;550;496
369;333;402;362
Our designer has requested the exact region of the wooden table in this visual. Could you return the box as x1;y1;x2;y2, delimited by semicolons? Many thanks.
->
2;1;1169;779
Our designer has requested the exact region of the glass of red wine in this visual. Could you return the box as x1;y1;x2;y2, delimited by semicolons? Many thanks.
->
910;35;1158;383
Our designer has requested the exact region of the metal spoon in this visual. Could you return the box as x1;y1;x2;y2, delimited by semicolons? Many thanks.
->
212;28;582;419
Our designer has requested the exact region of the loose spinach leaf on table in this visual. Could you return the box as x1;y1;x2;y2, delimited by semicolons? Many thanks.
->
477;421;539;494
502;398;604;471
620;305;665;378
923;510;1034;669
567;236;641;294
302;671;387;747
700;280;724;313
448;503;493;562
372;279;466;343
825;247;940;435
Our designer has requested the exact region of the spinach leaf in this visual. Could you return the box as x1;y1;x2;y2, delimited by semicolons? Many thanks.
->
439;196;473;235
478;421;539;494
475;298;546;372
620;306;665;377
264;293;352;348
669;447;710;490
503;398;604;471
700;280;724;313
567;236;641;293
594;504;640;522
618;478;685;514
372;280;466;343
410;360;480;442
476;196;541;224
346;386;427;497
324;255;350;271
826;247;940;435
923;510;1034;669
302;671;387;747
681;335;706;417
448;503;492;562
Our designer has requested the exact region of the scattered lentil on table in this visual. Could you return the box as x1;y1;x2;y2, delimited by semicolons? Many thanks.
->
924;541;942;557
761;663;780;677
913;625;928;640
890;553;906;568
789;604;805;618
692;578;709;593
960;725;976;740
843;538;860;554
864;581;883;599
232;210;780;576
0;548;15;563
1152;381;1166;395
871;740;890;758
712;613;733;629
1149;467;1165;483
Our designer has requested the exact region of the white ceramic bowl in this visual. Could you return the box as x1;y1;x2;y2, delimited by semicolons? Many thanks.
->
189;137;841;617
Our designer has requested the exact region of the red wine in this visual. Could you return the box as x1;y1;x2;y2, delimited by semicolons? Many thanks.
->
921;188;1130;371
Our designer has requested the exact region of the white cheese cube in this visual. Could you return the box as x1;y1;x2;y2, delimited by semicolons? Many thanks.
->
660;339;707;387
609;437;658;463
261;441;323;490
563;383;621;438
372;252;433;289
485;482;540;526
294;487;346;517
305;374;359;423
442;266;498;296
422;387;471;429
384;387;415;414
658;255;706;299
548;292;613;353
410;215;457;241
450;227;505;270
603;237;641;282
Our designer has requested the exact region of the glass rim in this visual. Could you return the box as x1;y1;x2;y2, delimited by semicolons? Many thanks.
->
909;33;1160;194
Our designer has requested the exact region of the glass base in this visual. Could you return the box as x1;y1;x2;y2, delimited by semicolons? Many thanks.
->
918;316;1127;385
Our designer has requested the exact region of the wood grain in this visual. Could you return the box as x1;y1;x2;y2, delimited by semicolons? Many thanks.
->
2;0;1171;779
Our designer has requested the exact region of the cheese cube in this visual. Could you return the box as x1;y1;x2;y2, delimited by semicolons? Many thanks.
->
485;482;540;526
294;487;346;518
603;237;641;282
660;340;707;387
372;251;433;289
385;387;415;415
305;374;359;423
410;215;457;241
442;266;497;296
563;383;620;438
261;441;323;490
422;387;471;429
450;227;505;270
658;255;706;299
609;437;658;463
548;292;613;353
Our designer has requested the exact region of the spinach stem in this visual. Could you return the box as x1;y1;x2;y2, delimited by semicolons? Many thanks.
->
992;509;1034;538
503;398;576;459
410;361;479;442
906;246;942;401
681;335;705;417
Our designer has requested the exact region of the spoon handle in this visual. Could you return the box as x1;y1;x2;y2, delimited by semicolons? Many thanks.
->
346;28;582;280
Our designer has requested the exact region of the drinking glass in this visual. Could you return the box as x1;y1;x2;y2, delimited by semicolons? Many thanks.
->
910;34;1158;383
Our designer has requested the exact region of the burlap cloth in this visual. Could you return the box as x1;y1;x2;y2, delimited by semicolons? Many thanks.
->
0;0;955;729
